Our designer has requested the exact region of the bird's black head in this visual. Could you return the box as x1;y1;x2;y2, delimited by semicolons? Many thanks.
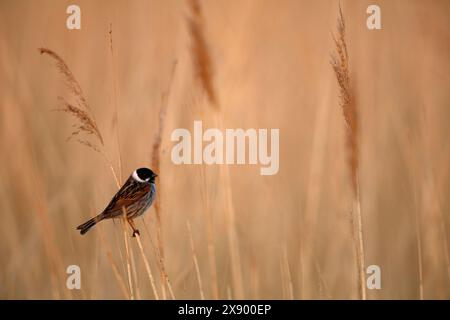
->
133;167;157;183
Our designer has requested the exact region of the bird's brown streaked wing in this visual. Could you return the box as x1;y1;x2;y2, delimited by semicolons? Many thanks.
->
102;182;150;217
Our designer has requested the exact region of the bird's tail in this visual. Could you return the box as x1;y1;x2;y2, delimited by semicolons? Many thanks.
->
77;214;104;235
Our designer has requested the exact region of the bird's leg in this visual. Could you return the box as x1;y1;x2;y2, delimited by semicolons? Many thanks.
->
127;218;140;237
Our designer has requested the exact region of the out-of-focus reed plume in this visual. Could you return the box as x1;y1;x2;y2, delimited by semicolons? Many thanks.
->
187;0;243;299
330;10;357;192
187;0;219;109
331;6;366;300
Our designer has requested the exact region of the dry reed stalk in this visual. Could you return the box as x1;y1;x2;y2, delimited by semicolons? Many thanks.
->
438;198;450;289
112;219;129;281
419;155;450;295
103;152;121;189
330;6;366;299
110;27;166;300
219;158;245;299
210;79;245;299
282;246;294;299
279;258;286;298
135;235;160;300
401;130;425;299
172;265;192;288
142;220;176;299
98;225;130;298
109;24;123;183
122;211;134;300
297;242;304;299
396;106;450;298
418;105;450;290
187;220;205;299
392;113;431;298
91;236;100;299
250;257;260;299
129;243;142;300
199;165;219;299
353;189;366;299
150;61;177;300
6;78;69;298
414;192;425;299
119;196;134;300
187;0;244;298
301;76;333;299
437;191;450;290
31;170;68;299
315;259;331;299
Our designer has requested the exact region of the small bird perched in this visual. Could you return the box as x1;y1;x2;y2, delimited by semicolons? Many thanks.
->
77;167;157;237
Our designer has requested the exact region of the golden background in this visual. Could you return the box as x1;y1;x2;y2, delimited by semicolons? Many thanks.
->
0;0;449;299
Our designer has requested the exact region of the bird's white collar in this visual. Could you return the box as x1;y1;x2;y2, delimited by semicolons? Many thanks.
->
132;170;147;183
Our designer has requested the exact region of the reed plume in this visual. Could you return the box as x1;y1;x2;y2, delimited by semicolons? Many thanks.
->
39;48;104;148
39;47;133;298
187;0;219;109
187;0;243;299
331;6;366;300
330;10;357;193
40;41;176;300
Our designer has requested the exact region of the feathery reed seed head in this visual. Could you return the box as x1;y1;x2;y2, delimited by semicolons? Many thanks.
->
330;8;358;195
187;0;219;109
39;47;104;150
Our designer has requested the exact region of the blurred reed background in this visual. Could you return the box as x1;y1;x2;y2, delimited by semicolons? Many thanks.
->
0;0;449;299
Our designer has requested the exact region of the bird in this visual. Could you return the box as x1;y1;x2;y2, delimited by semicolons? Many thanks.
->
77;167;157;237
